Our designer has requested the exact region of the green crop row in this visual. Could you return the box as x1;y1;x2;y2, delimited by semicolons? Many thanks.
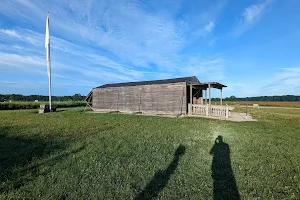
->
0;101;86;110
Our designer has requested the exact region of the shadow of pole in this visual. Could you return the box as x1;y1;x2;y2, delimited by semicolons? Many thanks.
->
135;145;186;200
210;135;240;200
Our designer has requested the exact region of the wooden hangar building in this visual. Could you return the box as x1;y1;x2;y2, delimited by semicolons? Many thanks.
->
85;76;227;115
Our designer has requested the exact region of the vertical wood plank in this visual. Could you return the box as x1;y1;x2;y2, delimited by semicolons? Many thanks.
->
92;82;187;114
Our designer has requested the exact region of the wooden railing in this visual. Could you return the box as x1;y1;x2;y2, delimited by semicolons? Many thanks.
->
188;104;231;118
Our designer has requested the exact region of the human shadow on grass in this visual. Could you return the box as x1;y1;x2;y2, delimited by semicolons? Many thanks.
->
0;125;84;193
210;135;240;200
135;145;186;200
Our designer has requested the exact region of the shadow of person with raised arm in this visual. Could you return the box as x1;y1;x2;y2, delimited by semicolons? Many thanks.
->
135;145;186;200
210;135;240;200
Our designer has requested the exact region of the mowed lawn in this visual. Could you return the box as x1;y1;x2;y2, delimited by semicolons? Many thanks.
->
1;107;300;199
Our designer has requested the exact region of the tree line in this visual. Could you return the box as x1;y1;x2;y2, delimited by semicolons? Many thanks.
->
0;94;86;102
1;94;300;102
212;95;300;102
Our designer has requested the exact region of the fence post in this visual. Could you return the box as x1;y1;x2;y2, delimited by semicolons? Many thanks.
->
188;103;191;115
226;104;229;118
206;104;209;116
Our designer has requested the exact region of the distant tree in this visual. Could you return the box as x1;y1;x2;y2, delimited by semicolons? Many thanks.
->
71;93;86;101
9;94;15;101
1;93;299;102
228;95;236;101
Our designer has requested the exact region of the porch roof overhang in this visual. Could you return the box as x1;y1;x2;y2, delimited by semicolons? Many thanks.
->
191;82;227;90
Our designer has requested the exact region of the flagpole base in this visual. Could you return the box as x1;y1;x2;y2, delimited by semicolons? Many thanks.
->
39;104;56;113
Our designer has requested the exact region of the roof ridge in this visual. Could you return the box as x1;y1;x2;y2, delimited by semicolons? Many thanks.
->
94;76;200;89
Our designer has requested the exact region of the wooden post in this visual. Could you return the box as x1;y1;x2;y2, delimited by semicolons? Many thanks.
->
201;90;203;105
205;89;207;104
226;104;229;118
190;84;193;105
208;84;211;106
246;99;248;119
188;103;191;115
208;84;211;115
220;88;222;106
206;104;209;116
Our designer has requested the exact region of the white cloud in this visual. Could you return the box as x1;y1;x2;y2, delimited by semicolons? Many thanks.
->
0;29;21;38
223;68;300;97
269;68;300;92
0;0;224;69
0;52;45;69
204;21;215;34
0;80;97;89
0;0;228;95
0;81;47;90
249;67;300;96
185;0;225;41
0;28;152;82
179;57;226;82
236;0;274;35
242;4;265;24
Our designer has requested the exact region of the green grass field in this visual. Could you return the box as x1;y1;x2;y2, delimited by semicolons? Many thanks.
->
1;107;300;199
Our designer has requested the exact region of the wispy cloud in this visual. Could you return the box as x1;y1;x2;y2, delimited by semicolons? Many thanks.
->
224;82;258;97
0;52;45;72
0;81;46;87
236;0;274;35
0;29;21;38
0;28;152;85
185;0;225;42
204;21;215;34
242;4;265;24
224;67;300;97
262;67;300;94
0;0;227;95
179;56;225;81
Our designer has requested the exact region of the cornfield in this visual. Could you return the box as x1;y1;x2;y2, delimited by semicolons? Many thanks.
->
224;101;300;108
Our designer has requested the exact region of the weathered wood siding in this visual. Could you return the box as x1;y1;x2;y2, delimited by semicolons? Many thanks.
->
92;82;187;114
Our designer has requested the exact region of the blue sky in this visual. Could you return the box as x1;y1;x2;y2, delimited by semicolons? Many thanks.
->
1;0;300;97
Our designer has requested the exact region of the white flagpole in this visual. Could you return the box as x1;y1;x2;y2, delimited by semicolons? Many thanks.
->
45;12;52;111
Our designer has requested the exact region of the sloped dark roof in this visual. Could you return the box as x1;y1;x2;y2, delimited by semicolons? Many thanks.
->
95;76;201;88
